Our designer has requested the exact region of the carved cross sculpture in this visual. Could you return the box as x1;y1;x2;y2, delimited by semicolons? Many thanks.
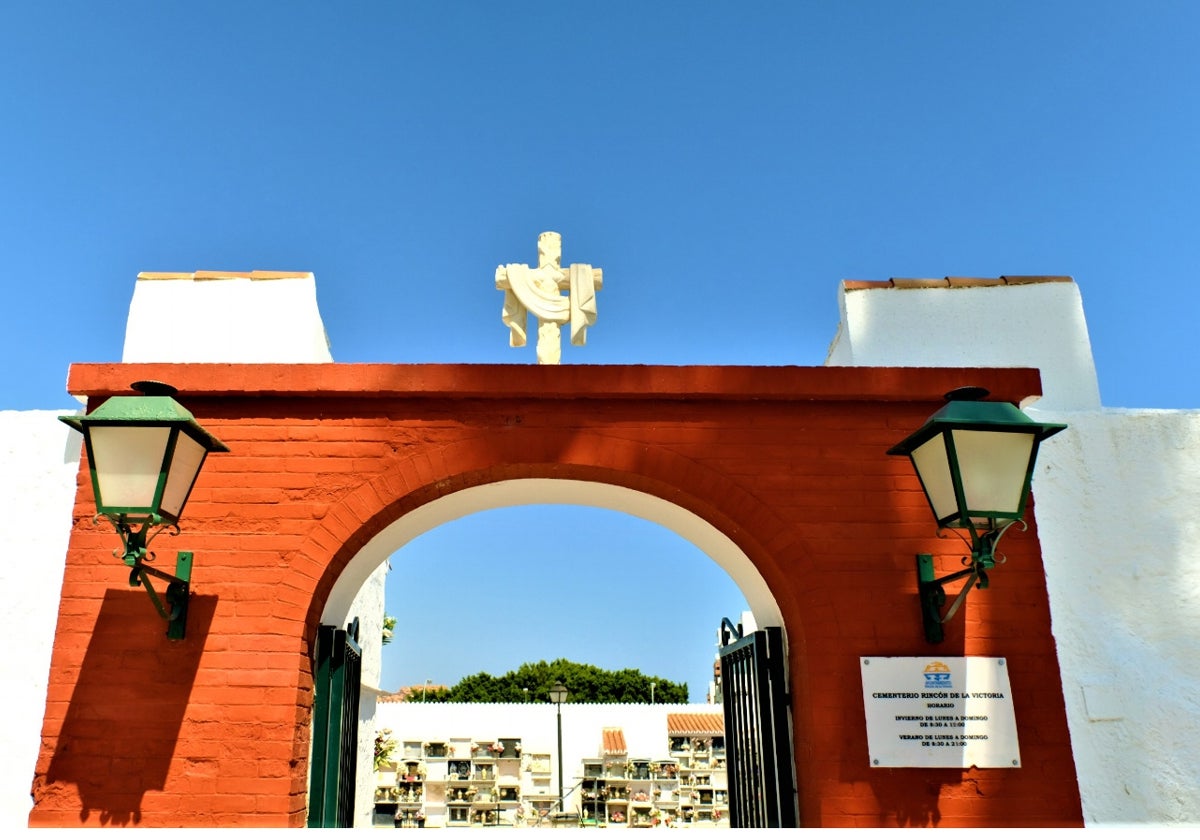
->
495;231;603;364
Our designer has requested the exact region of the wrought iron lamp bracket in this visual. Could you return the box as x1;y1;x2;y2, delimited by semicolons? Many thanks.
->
917;520;1025;644
97;513;191;640
96;512;180;565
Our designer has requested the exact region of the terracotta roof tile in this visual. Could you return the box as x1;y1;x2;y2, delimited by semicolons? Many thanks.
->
602;728;627;755
890;278;948;289
666;713;724;736
136;270;312;281
842;275;1074;292
378;684;448;703
945;277;1006;288
841;280;892;291
1000;275;1073;285
193;271;249;280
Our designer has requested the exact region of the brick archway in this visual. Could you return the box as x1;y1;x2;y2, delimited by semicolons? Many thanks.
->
31;363;1083;827
311;447;797;633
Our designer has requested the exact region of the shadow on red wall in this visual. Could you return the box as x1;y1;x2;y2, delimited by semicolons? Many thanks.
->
42;590;216;825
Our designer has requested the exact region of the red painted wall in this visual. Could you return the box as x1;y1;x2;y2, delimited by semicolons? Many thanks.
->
30;363;1083;827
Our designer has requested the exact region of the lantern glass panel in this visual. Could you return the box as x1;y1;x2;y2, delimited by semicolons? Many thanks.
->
910;434;957;522
89;425;171;510
950;429;1035;520
160;431;208;519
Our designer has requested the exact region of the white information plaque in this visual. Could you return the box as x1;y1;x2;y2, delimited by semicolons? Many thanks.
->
860;656;1020;768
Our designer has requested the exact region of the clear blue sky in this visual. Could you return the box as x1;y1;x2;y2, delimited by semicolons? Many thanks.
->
4;2;1199;698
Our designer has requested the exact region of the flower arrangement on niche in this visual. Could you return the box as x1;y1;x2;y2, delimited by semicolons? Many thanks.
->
374;729;397;770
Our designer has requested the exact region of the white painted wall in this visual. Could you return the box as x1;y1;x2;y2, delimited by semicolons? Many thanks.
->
122;272;332;363
828;277;1200;825
827;279;1101;412
1029;408;1200;824
0;411;82;832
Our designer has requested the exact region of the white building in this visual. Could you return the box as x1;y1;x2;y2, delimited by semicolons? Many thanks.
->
371;701;728;829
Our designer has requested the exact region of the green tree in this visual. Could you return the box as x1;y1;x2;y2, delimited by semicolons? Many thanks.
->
406;659;688;703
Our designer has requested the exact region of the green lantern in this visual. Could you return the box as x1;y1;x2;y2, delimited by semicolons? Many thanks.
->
888;387;1065;643
61;381;228;638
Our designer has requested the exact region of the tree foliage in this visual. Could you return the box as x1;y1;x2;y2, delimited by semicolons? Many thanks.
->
404;659;688;704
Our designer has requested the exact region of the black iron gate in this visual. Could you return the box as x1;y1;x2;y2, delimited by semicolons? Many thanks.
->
308;620;363;828
719;619;798;828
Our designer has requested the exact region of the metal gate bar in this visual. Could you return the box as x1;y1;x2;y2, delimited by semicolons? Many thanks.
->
719;620;798;828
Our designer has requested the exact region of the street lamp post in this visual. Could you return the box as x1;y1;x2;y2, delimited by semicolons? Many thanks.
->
548;682;569;816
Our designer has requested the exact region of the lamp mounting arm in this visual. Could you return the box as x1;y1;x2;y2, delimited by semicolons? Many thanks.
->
97;514;191;639
917;555;982;641
918;520;1027;643
124;552;192;640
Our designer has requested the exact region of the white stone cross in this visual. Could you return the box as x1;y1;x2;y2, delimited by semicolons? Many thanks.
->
495;231;603;364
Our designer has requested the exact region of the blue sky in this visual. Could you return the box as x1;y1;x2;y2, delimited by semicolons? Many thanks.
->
4;2;1199;699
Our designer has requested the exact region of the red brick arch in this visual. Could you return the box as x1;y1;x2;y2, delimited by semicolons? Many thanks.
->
302;426;801;630
31;363;1083;828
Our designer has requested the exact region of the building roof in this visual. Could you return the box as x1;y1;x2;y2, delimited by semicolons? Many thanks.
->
667;713;724;736
136;270;313;281
379;684;449;703
842;275;1072;291
601;727;627;755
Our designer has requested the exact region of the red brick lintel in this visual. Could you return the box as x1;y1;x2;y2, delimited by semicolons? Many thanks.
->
65;363;1044;406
